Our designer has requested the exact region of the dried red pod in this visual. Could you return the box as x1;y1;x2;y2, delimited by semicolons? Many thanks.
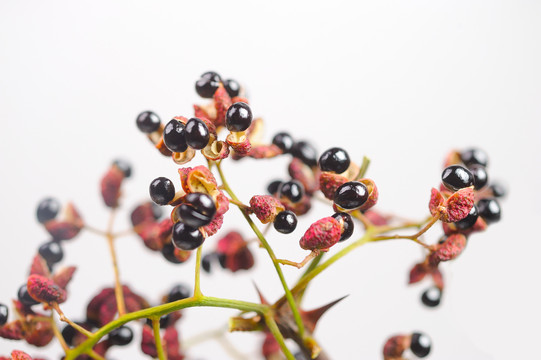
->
155;136;174;157
408;262;429;284
98;296;119;326
201;214;224;237
163;326;184;360
442;187;475;223
247;144;283;159
383;334;409;359
172;148;196;165
12;300;36;318
299;217;341;251
44;221;81;241
431;267;445;290
428;188;445;217
216;232;254;272
27;274;67;304
130;202;155;227
11;351;33;360
141;325;158;357
173;248;192;263
52;266;76;289
0;320;24;340
283;195;312;216
179;166;218;195
262;332;281;359
319;172;348;200
213;84;232;127
86;288;115;325
202;138;230;161
23;319;54;347
29;255;50;278
214;192;230;218
288;158;319;195
100;165;124;208
123;285;150;311
136;222;164;251
226;131;252;157
249;195;285;224
429;233;467;265
193;104;214;122
357;178;378;211
363;210;389;226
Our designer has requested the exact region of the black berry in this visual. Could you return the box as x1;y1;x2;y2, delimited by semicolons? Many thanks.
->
279;180;304;203
410;332;431;358
185;118;210;150
176;193;216;228
161;243;183;264
163;119;188;153
36;197;61;224
149;177;175;205
469;165;488;190
108;325;133;346
195;71;221;98
0;303;8;326
460;148;488;167
217;252;227;269
267;180;283;195
172;222;205;250
421;287;442;307
113;159;132;178
454;204;479;230
477;198;501;224
202;253;214;273
318;147;350;174
273;211;298;234
224;79;240;98
38;241;64;265
441;165;474;191
272;132;294;153
489;182;506;198
334;181;368;210
168;284;191;302
332;212;354;242
61;323;78;346
291;141;318;167
18;284;39;306
226;102;253;132
136;111;161;133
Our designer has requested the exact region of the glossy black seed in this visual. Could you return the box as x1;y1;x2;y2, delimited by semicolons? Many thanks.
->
113;159;132;178
319;147;350;174
279;180;304;203
0;303;8;326
38;241;64;265
469;165;488;190
421;287;442;307
61;323;78;346
172;222;205;250
477;198;501;224
410;332;431;358
291;141;318;167
195;71;221;98
185;118;210;150
136;111;161;133
108;325;133;346
149;177;176;205
272;132;294;153
217;253;227;269
201;253;214;273
489;182;507;198
460;148;488;167
177;193;216;228
334;181;368;210
332;212;354;242
441;165;474;191
161;243;183;264
224;79;240;98
454;204;479;230
267;180;283;195
226;102;253;132
168;284;191;302
163;119;188;153
36;197;61;224
273;211;298;234
151;202;163;219
18;284;39;306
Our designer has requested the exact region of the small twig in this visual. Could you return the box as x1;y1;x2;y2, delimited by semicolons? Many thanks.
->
277;251;320;269
105;210;127;316
194;246;204;298
52;303;94;338
152;317;168;360
355;156;371;179
49;312;70;353
86;350;106;360
83;225;107;237
351;210;373;229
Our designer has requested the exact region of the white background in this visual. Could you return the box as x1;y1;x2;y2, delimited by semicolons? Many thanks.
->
1;1;540;359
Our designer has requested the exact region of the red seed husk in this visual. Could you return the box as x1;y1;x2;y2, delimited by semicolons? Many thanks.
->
29;255;50;278
299;217;341;251
27;274;67;304
289;158;319;195
429;233;467;265
130;202;155;227
428;188;445;217
213;84;232;127
52;266;76;290
247;144;283;159
249;195;285;224
10;351;33;360
100;166;124;208
357;178;378;212
383;335;409;359
442;187;475;222
319;172;348;200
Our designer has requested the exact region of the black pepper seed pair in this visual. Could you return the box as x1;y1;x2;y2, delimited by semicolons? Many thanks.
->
272;132;319;167
163;117;210;152
195;71;240;99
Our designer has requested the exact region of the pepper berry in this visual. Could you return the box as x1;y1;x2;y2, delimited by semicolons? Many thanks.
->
421;287;442;307
201;253;214;273
319;147;350;174
223;78;240;98
331;212;354;241
163;119;188;153
149;177;176;205
195;71;221;98
161;243;183;264
226;102;253;132
454;204;479;230
489;182;507;198
267;180;283;195
167;284;191;302
279;180;304;203
477;198;501;224
272;132;294;153
334;181;368;210
136;110;161;133
18;284;39;306
0;303;8;326
176;192;216;228
185;118;210;150
108;325;133;346
468;165;488;190
460;148;488;167
273;210;298;234
410;332;431;358
38;241;64;265
291;140;318;167
36;197;61;224
172;222;205;250
441;165;474;192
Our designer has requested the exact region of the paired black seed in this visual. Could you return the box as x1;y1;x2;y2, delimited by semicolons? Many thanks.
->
279;180;304;203
441;165;474;192
36;197;61;224
291;141;318;167
332;212;354;242
38;241;64;265
136;111;161;133
477;198;501;224
185;118;210;150
410;332;431;358
334;181;368;210
469;165;488;190
0;303;8;326
224;79;241;98
172;222;205;250
176;193;216;228
195;71;221;98
163;119;188;153
161;243;184;264
267;180;283;195
226;102;253;132
460;148;488;167
168;284;191;302
149;177;176;206
108;325;133;346
421;287;442;307
18;284;39;306
454;204;479;230
273;210;298;234
319;147;350;174
272;132;295;153
112;159;132;178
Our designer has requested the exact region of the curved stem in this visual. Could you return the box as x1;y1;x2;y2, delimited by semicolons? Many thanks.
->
152;317;167;360
104;210;126;316
194;246;203;297
49;312;70;354
356;156;371;179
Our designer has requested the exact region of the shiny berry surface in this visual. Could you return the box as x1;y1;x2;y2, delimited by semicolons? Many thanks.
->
224;79;240;98
136;111;161;133
108;325;133;346
291;140;318;167
421;287;441;307
469;165;488;190
149;177;175;205
163;119;188;153
441;165;474;191
195;71;221;98
334;181;368;210
273;210;297;234
185;118;210;150
172;222;204;250
113;159;132;178
477;198;501;224
168;284;191;302
319;147;350;174
267;180;283;194
454;204;479;230
18;284;39;306
460;148;488;167
38;241;64;265
272;132;294;153
332;212;354;241
36;197;60;224
279;180;304;203
161;243;183;264
0;303;8;326
410;332;431;357
226;102;253;132
177;193;216;228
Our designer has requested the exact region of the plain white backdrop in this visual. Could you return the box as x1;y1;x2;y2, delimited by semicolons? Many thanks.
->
1;1;540;359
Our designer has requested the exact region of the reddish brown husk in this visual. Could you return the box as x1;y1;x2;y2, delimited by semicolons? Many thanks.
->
213;84;232;127
429;188;445;217
202;139;230;161
173;248;192;262
86;286;149;327
202;214;224;237
23;319;54;347
100;166;124;208
443;150;462;168
247;144;283;159
226;132;252;157
29;255;50;278
141;325;158;357
319;172;348;200
216;232;255;272
383;335;409;359
283;195;312;216
52;266;76;289
442;187;475;222
0;320;24;340
249;195;285;224
429;233;467;265
262;332;281;359
155;137;173;157
44;203;83;241
357;178;378;211
363;210;389;226
193;104;214;123
300;217;341;251
408;263;429;284
130;202;155;227
11;350;33;360
27;274;67;304
289;158;319;195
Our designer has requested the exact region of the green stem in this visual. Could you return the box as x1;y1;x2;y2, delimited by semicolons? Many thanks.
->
152;317;167;360
356;156;371;179
264;312;295;360
215;161;307;339
194;246;203;297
